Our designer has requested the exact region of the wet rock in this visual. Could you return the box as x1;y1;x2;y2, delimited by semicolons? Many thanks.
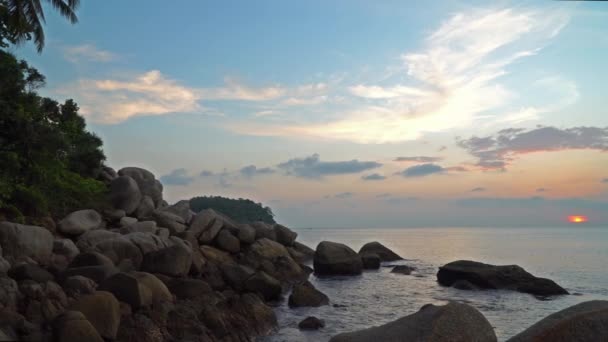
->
390;265;415;275
244;271;282;301
437;260;569;296
216;229;240;253
274;224;297;246
299;316;325;330
70;291;121;339
314;241;363;276
330;302;497;342
361;253;381;270
8;264;54;283
288;281;329;307
58;209;102;236
100;272;172;309
358;241;402;262
0;222;53;265
141;244;192;277
52;310;104;342
109;176;142;215
507;300;608;342
452;280;478;290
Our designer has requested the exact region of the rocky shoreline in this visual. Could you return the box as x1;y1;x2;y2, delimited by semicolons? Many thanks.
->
0;166;605;341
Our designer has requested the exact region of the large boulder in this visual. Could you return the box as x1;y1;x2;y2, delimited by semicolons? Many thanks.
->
220;263;255;291
93;236;143;269
246;238;306;282
236;224;256;244
120;221;157;234
358;241;402;262
141;244;192;277
189;209;238;244
299;316;325;330
70;291;121;339
57;209;102;236
361;253;380;270
288;241;315;263
168;279;212;300
53;311;104;342
151;210;186;234
0;222;53;264
109;176;142;215
8;264;54;283
507;300;608;342
437;260;569;296
64;253;118;284
100;272;172;309
162;200;193;223
76;229;121;252
244;271;282;301
330;302;497;342
124;232;173;255
63;275;97;297
118;167;163;208
134;195;155;219
288;281;329;307
215;229;240;253
53;238;80;261
274;224;297;246
251;222;276;241
314;241;363;276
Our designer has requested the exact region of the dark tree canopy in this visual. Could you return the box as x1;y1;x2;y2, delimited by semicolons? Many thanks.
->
0;49;106;220
189;196;276;224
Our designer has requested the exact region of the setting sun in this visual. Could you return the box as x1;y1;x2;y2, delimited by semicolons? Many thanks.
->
568;215;588;224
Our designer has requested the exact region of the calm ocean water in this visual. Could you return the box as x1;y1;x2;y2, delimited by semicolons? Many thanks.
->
260;226;608;342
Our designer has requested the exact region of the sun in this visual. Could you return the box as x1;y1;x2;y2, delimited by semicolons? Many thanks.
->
568;215;588;224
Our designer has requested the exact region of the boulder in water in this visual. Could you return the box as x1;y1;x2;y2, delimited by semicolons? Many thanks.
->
358;242;402;262
361;253;380;270
437;260;568;296
330;301;497;342
390;265;415;275
507;300;608;342
314;241;362;276
299;316;325;330
288;281;329;307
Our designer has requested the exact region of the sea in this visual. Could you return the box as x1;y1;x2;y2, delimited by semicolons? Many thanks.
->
259;226;608;342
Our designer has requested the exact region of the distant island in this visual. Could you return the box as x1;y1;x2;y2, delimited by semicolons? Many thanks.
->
189;196;276;224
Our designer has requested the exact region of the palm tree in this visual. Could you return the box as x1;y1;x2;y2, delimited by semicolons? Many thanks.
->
1;0;80;52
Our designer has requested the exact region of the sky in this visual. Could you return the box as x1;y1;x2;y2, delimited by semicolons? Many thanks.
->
11;0;608;228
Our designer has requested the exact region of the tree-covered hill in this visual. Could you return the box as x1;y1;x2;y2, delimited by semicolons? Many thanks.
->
189;196;275;224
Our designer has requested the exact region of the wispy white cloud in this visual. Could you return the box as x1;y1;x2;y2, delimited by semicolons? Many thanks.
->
64;44;118;63
229;7;571;143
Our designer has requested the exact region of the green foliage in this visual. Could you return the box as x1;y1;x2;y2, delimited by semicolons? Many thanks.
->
0;49;107;219
0;0;80;52
189;196;276;224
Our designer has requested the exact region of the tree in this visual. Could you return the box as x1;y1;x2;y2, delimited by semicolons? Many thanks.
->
189;196;276;224
0;49;106;219
0;0;80;52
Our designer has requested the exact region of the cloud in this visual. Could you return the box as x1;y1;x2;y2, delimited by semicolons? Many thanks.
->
334;192;355;199
438;146;447;152
229;7;570;143
536;188;549;192
458;126;608;170
602;178;608;184
282;96;328;106
394;156;443;163
398;163;444;177
239;165;275;178
64;44;118;63
199;170;214;177
361;173;386;181
160;168;195;186
471;187;486;192
277;154;382;179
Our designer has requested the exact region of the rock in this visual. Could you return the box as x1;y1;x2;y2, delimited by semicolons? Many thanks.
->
63;276;97;296
358;242;402;262
437;260;569;296
76;230;121;252
390;265;415;275
118;167;163;208
64;265;117;284
299;316;325;330
237;224;256;244
189;209;238;244
314;241;363;276
200;246;234;265
70;291;121;339
288;241;315;263
103;208;126;222
507;300;608;342
221;263;255;291
120;216;138;227
0;222;53;265
156;227;170;240
117;313;164;342
8;264;54;283
100;272;172;309
58;209;102;236
99;166;117;183
120;221;157;234
274;224;297;246
0;257;10;275
125;232;173;255
361;253;381;269
168;279;212;300
0;277;19;312
141;244;192;277
246;238;306;282
244;271;282;301
330;302;497;342
251;222;276;241
70;252;114;268
216;229;240;253
152;210;186;234
452;280;478;290
109;176;142;215
52;310;104;342
134;195;155;219
288;281;329;307
92;236;143;269
53;238;80;261
163;200;193;223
